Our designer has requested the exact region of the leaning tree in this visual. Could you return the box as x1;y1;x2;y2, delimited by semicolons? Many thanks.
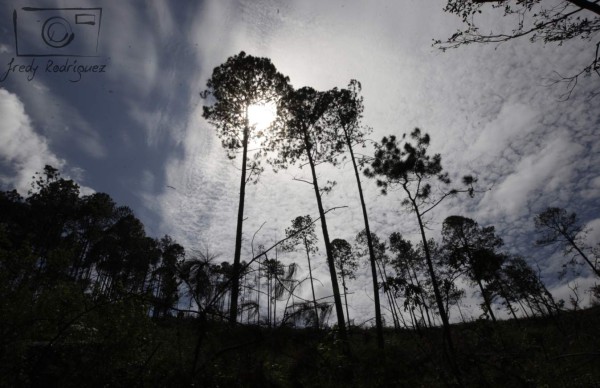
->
535;207;600;278
201;52;290;323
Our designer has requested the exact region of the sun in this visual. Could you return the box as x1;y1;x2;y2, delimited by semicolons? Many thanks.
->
247;101;277;131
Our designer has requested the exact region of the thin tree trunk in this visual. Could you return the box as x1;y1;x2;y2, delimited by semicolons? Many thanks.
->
396;301;409;329
506;298;519;321
256;256;261;325
497;281;519;321
566;236;600;277
518;299;532;318
380;260;402;328
410;268;432;328
412;200;452;343
376;259;399;329
514;299;526;318
344;128;384;348
268;273;272;328
409;192;461;383
341;272;351;329
304;238;320;328
476;279;497;322
389;292;403;330
304;141;347;339
457;302;467;323
229;119;250;324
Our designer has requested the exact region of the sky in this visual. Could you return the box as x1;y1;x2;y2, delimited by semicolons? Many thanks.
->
0;0;599;325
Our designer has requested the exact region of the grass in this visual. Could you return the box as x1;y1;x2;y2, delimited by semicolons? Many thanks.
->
5;306;600;387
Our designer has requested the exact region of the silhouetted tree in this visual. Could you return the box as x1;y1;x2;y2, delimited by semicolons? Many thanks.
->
263;256;284;327
501;255;561;318
0;166;186;385
331;238;358;328
178;248;230;317
356;231;404;329
365;129;474;367
202;51;290;323
281;215;321;328
387;233;431;329
151;236;185;318
270;86;347;338
330;80;384;347
441;216;504;322
535;207;600;278
486;253;521;321
261;251;298;327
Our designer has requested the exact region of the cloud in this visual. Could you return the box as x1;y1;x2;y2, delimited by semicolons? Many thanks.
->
470;102;539;163
0;88;94;195
583;218;600;248
549;276;598;308
0;88;64;192
480;136;584;219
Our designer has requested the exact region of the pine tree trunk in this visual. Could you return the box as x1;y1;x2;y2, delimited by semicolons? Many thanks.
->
341;272;351;329
304;238;320;328
408;190;459;377
376;259;399;329
229;121;249;324
344;129;384;348
304;141;347;339
477;279;497;322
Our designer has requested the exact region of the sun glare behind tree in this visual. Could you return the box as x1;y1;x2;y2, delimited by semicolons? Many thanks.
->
248;101;277;131
201;51;290;324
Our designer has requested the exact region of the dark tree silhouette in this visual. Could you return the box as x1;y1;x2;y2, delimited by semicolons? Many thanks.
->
387;233;428;329
365;129;473;366
501;255;561;318
201;51;290;323
261;252;298;327
0;166;186;385
535;207;600;278
281;215;321;328
263;256;284;327
269;86;347;338
355;230;405;329
330;80;384;348
151;236;185;318
179;248;222;316
331;238;358;329
441;216;504;322
436;0;600;97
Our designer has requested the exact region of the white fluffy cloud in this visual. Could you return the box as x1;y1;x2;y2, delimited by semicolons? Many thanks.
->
0;88;65;192
480;136;584;218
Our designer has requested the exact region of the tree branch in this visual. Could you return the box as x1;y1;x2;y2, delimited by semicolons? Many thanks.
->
568;0;600;16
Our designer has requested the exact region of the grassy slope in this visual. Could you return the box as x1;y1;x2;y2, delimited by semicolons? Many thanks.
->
151;306;600;387
8;306;600;387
